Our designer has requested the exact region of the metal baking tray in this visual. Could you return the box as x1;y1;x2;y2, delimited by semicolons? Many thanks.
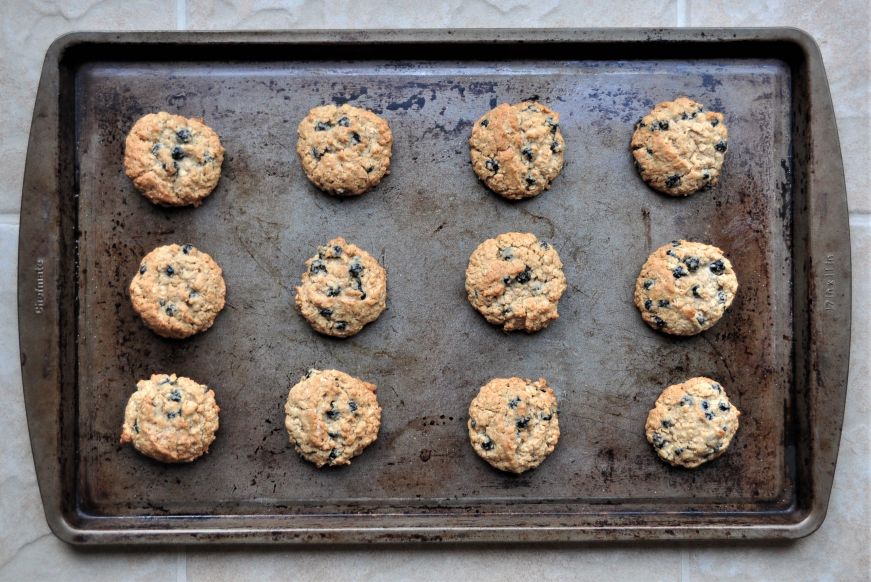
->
18;29;850;544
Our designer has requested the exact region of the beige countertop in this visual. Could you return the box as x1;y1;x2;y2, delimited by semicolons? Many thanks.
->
0;1;868;580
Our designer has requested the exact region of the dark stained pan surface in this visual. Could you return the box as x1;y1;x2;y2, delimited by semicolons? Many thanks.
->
18;29;851;544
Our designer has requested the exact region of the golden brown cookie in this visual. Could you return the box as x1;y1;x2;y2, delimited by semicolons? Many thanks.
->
123;112;224;206
465;232;567;332
129;244;226;339
296;104;393;195
634;240;738;336
284;369;381;467
645;377;740;468
294;237;387;338
469;101;565;200
468;377;560;474
120;373;220;463
630;97;728;196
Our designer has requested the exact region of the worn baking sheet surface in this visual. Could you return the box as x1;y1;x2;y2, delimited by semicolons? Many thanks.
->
73;56;793;517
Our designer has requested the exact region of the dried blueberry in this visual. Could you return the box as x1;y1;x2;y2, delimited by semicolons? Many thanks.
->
702;172;711;181
348;260;364;278
314;121;331;131
644;299;653;310
715;141;727;152
658;299;670;308
701;400;710;410
719;401;730;411
319;308;333;319
189;291;199;299
692;285;701;298
327;286;341;297
671;241;680;247
171;146;185;160
328;448;340;460
665;174;681;189
661;419;673;428
550;140;561;153
508;397;520;409
480;118;489;127
351;132;361;145
151;143;161;156
697;315;707;326
515;266;532;284
679;395;693;406
334;321;348;331
525;175;537;188
133;420;140;433
166;265;174;277
711;118;719;127
658;120;669;131
165;304;176;316
176;129;192;143
516;417;530;430
332;244;342;255
712;383;722;393
182;243;193;254
166;411;178;419
310;259;327;275
710;260;725;275
704;411;715;421
675;447;684;455
717;290;727;303
337;116;350;127
366;166;373;173
485;158;500;173
539;240;550;249
681;112;689;120
481;437;494;451
666;249;677;258
646;148;653;155
654;316;667;328
310;147;322;160
139;264;147;274
169;389;182;402
348;400;358;412
644;279;655;290
541;413;553;421
328;432;339;439
325;403;340;420
673;265;688;278
499;247;514;260
521;147;534;162
652;433;667;449
546;117;559;133
685;256;700;271
502;276;512;285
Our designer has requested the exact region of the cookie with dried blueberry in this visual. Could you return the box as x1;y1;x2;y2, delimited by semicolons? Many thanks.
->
630;97;728;196
645;376;740;468
634;240;738;336
124;112;224;207
469;101;565;200
294;237;387;338
120;373;220;463
296;104;393;196
129;243;226;339
284;369;381;467
468;377;560;474
465;232;567;332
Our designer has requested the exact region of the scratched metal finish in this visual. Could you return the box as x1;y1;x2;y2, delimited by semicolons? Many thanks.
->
74;58;792;516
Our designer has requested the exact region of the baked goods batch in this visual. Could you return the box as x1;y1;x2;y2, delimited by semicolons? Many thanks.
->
117;96;742;474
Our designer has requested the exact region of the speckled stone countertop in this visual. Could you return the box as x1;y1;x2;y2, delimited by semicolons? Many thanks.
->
0;1;868;580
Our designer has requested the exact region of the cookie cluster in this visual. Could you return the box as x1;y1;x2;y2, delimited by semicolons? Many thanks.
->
118;96;741;471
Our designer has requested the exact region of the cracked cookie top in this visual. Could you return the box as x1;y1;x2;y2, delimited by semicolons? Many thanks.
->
469;101;565;200
630;96;728;196
465;232;567;332
634;240;738;336
468;377;560;474
120;373;220;463
124;112;224;207
284;369;381;468
296;104;393;196
129;243;226;339
294;237;387;338
645;376;741;468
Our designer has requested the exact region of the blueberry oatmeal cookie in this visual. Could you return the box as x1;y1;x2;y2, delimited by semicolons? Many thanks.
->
468;377;560;474
465;232;567;332
469;101;565;200
634;240;738;336
120;373;220;463
124;112;224;207
130;244;226;339
296;104;393;195
630;97;728;196
295;237;387;338
284;369;381;467
645;377;740;468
